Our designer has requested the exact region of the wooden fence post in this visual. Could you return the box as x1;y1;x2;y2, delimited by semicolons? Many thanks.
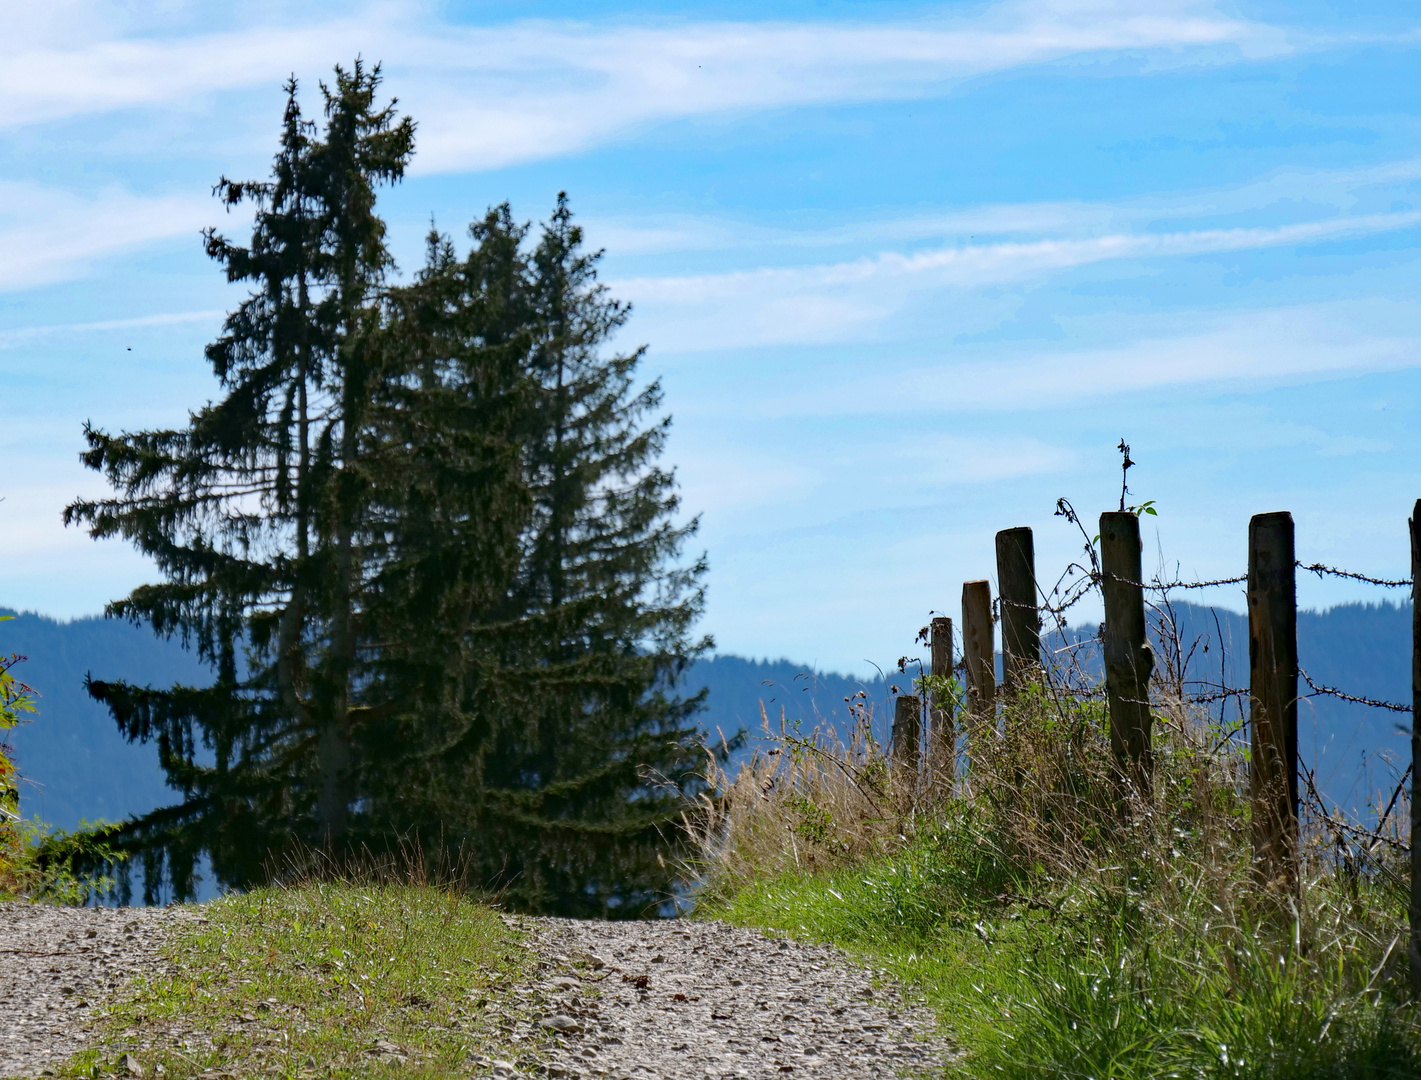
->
961;580;995;771
1100;511;1155;786
892;693;922;774
1248;511;1298;891
931;616;955;778
996;527;1039;693
1409;500;1421;994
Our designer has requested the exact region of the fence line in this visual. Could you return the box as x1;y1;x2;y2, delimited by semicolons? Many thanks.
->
906;501;1421;993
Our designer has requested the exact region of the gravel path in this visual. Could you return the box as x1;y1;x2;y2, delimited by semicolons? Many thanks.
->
0;902;186;1079
493;916;955;1080
1;905;954;1079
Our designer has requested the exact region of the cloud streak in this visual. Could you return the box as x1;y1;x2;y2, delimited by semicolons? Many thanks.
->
0;309;225;349
617;211;1421;350
0;1;1286;171
778;301;1421;417
0;181;210;291
587;156;1421;256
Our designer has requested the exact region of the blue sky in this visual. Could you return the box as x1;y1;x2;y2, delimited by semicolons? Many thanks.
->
2;0;1420;674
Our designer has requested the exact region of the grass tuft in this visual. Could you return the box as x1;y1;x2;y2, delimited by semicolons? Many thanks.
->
62;881;534;1079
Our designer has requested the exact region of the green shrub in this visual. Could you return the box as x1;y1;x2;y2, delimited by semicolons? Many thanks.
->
1;614;38;890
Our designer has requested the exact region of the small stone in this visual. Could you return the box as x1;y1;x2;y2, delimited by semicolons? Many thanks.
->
120;1054;145;1078
365;1038;408;1060
541;1013;581;1033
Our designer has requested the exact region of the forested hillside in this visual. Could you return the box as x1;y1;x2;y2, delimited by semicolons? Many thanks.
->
1;609;209;829
1;612;890;832
4;600;1410;835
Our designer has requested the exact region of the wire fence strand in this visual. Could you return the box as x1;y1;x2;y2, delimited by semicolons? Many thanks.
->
1299;562;1413;589
1299;669;1412;714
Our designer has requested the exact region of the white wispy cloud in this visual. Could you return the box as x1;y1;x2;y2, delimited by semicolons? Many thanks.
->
0;181;210;291
616;211;1421;350
778;300;1421;417
0;309;225;348
586;156;1421;257
0;1;1286;171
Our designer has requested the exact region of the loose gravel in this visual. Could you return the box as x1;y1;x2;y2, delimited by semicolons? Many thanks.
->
0;902;189;1079
491;916;955;1080
1;904;954;1079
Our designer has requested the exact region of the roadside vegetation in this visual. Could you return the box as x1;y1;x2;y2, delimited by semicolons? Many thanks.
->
59;872;535;1079
692;681;1421;1079
1;614;37;890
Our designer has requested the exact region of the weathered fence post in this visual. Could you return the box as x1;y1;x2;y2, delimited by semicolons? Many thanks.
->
892;693;922;774
996;527;1040;693
931;616;956;778
962;580;995;771
1248;511;1298;891
1409;500;1421;994
1100;511;1155;786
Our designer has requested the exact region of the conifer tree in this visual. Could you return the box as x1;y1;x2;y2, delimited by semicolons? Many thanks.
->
64;63;415;899
347;201;711;915
67;76;710;910
351;208;538;825
454;196;711;915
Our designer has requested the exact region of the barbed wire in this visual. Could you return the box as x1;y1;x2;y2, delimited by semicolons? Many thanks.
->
1033;668;1412;723
1302;766;1411;856
1144;574;1249;591
1299;669;1411;713
1177;685;1249;705
1298;562;1412;588
1057;563;1406;595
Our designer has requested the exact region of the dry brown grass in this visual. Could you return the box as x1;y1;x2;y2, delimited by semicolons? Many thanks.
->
691;663;1411;979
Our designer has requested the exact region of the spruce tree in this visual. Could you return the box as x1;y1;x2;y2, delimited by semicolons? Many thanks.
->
459;196;711;915
345;199;712;915
64;63;415;899
352;208;538;827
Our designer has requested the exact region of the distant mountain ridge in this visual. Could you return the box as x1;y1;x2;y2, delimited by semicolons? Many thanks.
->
1;609;210;829
1;602;1411;832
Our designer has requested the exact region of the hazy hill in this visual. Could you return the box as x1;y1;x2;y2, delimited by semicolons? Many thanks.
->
1053;601;1412;815
2;601;1411;832
1;608;211;828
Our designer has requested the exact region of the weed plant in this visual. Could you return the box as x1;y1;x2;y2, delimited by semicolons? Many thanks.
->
691;677;1420;1079
0;818;127;903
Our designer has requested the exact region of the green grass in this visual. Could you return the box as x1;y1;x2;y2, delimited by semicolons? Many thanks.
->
696;673;1421;1079
705;832;1421;1080
59;882;537;1079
